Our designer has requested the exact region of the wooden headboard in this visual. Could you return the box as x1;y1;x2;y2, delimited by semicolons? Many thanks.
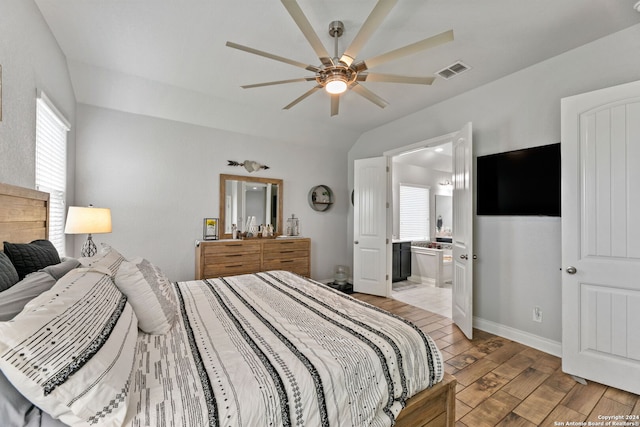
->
0;182;50;246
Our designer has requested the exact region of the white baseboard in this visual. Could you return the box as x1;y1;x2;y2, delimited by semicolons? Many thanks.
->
473;316;562;358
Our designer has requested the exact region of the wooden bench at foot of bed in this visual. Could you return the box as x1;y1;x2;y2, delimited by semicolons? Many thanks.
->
396;372;456;427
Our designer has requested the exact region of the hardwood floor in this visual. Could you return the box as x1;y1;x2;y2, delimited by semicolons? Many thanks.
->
352;293;640;427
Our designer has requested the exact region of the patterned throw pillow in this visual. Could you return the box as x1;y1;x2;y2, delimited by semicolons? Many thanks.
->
0;269;138;426
115;258;177;334
78;244;125;277
3;240;61;280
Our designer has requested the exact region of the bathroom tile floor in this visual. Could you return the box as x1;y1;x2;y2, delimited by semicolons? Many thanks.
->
392;279;452;318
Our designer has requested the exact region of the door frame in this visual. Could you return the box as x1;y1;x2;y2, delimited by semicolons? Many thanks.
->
383;129;464;298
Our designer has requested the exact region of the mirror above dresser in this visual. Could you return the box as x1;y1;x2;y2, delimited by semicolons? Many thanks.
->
219;174;283;239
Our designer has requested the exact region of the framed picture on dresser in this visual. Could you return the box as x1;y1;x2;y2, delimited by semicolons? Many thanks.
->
203;218;218;240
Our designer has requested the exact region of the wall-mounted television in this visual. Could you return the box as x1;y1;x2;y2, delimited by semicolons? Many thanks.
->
476;143;561;216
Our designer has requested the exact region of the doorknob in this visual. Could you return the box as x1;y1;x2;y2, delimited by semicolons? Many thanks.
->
354;241;359;245
473;255;478;260
460;254;468;260
566;266;577;274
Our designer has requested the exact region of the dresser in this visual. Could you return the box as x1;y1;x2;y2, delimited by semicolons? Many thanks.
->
195;238;311;279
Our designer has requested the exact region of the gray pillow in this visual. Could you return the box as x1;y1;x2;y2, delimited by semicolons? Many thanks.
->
0;252;19;292
41;258;80;280
0;271;56;321
3;240;61;280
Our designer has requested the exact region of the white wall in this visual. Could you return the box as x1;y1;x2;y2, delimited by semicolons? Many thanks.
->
0;0;76;193
73;104;349;282
348;24;640;346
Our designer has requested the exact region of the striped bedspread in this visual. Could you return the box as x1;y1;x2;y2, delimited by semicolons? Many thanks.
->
125;270;444;427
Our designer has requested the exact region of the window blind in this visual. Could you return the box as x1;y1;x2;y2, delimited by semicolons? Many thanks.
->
399;184;430;241
35;91;69;256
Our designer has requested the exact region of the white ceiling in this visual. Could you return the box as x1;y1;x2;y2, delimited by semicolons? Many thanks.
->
393;142;453;172
35;0;640;149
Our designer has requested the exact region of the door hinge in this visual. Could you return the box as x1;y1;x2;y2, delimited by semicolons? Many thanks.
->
386;238;389;244
386;202;389;208
386;274;389;281
386;166;389;172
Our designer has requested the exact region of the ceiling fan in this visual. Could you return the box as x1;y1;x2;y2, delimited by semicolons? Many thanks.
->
226;0;454;116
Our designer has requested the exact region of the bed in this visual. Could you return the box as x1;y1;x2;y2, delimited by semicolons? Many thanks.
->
0;182;456;427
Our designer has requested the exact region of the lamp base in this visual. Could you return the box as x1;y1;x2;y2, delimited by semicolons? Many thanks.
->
80;234;97;257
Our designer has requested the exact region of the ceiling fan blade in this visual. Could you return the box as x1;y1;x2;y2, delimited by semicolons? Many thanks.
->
241;77;316;89
357;29;454;71
358;73;435;85
331;94;339;116
283;85;323;110
339;0;398;67
226;41;321;73
281;0;333;66
350;83;389;109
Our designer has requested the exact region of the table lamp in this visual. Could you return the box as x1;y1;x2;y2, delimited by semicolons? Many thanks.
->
64;205;112;257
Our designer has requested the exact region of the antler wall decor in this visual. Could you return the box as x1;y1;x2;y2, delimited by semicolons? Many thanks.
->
227;160;270;173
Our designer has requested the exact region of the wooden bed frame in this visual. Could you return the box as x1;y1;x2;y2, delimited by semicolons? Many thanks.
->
396;372;456;427
0;182;50;246
0;181;456;426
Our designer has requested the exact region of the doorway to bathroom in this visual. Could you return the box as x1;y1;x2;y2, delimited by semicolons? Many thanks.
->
354;123;473;336
390;140;454;318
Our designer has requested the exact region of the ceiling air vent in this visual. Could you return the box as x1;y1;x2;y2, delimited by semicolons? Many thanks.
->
437;61;471;80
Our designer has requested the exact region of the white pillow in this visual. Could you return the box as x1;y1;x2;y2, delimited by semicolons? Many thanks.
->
78;244;125;277
0;269;138;426
115;258;177;334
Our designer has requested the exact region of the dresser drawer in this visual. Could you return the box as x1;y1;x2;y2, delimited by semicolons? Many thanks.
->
204;252;261;267
262;248;309;260
262;240;309;258
263;258;309;276
202;241;261;256
203;261;261;278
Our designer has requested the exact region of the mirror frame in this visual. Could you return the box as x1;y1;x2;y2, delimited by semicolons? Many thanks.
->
434;194;453;243
219;174;283;239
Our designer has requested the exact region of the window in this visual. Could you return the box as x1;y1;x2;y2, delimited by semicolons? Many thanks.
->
399;184;430;241
35;91;70;256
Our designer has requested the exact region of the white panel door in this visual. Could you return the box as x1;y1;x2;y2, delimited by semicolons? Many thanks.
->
353;156;389;296
452;122;474;339
561;80;640;394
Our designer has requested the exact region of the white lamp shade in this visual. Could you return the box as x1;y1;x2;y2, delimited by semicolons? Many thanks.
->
64;206;112;234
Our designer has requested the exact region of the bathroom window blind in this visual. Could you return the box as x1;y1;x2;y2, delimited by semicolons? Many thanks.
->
399;184;430;241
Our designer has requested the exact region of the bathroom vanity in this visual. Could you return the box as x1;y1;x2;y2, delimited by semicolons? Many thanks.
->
392;240;412;282
410;245;452;287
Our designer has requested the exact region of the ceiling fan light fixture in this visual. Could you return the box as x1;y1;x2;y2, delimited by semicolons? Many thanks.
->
227;1;454;116
325;75;348;94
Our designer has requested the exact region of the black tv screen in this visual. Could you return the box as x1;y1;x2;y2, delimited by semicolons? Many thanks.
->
476;143;561;216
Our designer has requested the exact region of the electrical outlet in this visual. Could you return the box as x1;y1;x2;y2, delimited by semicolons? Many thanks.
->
533;306;543;323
